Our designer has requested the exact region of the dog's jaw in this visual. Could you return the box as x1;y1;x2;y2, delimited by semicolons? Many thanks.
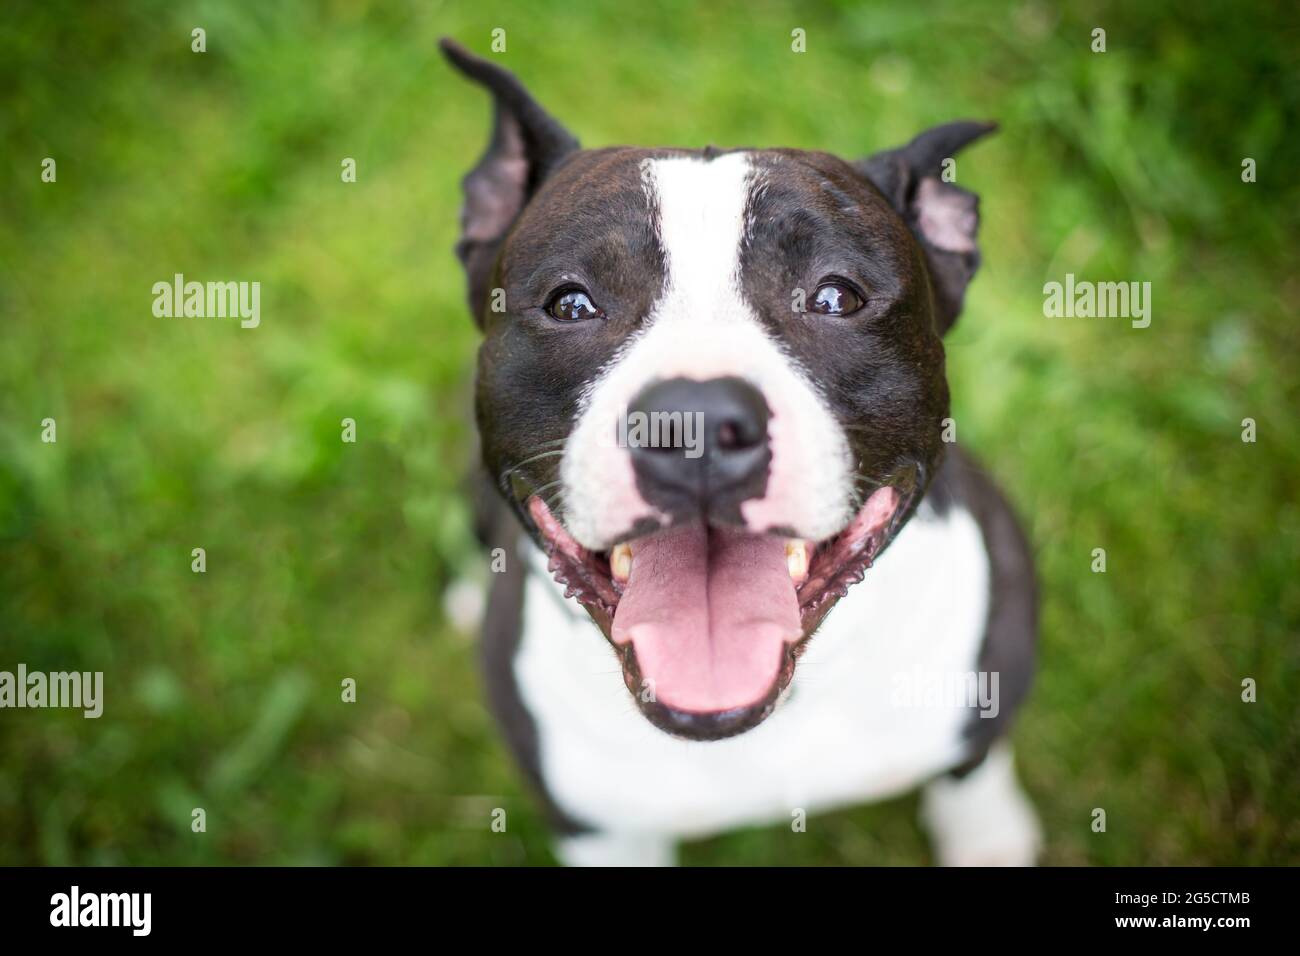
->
527;477;912;739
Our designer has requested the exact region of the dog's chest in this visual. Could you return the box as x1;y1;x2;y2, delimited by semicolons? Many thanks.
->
512;502;990;837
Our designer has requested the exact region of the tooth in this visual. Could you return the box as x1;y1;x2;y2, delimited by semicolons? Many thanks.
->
785;540;809;583
611;542;633;582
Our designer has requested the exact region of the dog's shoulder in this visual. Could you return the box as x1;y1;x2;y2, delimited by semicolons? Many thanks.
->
923;445;1039;772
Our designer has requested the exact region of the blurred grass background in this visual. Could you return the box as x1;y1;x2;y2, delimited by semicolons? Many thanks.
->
1;0;1297;865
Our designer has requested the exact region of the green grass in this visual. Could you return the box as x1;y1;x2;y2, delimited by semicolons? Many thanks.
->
1;0;1296;865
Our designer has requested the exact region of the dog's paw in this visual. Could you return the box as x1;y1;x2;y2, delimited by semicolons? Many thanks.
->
555;832;677;867
926;812;1042;867
442;576;487;635
920;744;1042;867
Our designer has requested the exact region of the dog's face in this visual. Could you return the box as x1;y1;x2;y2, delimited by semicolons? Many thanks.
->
442;40;993;740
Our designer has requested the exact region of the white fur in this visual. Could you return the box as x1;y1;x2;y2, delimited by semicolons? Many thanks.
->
920;743;1042;866
559;152;853;550
555;831;676;867
442;575;486;635
515;498;1022;857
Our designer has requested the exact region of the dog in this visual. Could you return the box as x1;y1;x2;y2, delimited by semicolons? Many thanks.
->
440;38;1041;866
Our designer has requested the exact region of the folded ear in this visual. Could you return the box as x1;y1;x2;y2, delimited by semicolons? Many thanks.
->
856;121;996;334
439;38;580;323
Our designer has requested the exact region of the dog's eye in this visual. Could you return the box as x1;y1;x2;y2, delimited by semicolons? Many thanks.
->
546;288;604;322
809;281;865;316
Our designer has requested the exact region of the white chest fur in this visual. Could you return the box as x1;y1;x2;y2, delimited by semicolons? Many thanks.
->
514;501;991;838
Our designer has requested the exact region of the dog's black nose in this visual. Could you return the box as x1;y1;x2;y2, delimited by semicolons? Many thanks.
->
624;376;771;522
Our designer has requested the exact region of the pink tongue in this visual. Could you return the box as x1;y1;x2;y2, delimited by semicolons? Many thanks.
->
611;524;801;713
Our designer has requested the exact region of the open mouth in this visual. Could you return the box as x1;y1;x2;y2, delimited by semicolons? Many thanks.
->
526;480;912;740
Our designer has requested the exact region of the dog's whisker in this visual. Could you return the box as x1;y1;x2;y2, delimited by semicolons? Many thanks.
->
541;487;567;516
530;478;564;499
499;447;566;479
498;447;568;496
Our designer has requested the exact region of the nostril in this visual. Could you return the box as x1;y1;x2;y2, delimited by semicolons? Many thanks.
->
717;421;739;450
716;419;762;452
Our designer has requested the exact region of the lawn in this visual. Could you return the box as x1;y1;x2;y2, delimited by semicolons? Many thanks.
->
0;0;1296;865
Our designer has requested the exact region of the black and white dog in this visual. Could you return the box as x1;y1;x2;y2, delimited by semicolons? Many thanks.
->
441;39;1040;866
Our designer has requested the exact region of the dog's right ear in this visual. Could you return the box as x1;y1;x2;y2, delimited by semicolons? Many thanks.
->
439;38;580;324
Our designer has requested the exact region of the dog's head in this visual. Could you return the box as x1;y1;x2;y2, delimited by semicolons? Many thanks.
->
441;39;994;741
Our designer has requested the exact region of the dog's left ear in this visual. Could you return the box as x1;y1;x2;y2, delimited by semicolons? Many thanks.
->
856;121;996;334
439;38;580;323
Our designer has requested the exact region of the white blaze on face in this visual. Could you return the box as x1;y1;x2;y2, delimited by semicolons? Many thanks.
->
560;151;854;550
